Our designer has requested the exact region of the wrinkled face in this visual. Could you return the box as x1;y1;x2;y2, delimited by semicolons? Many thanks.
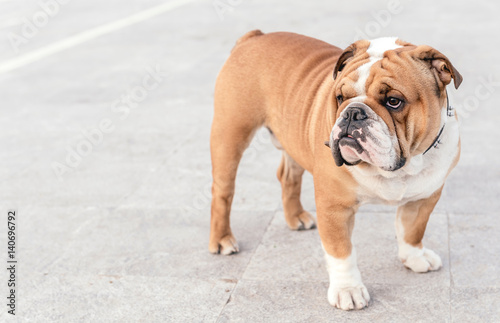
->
328;37;462;171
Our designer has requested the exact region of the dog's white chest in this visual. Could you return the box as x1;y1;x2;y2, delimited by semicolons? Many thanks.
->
350;119;460;206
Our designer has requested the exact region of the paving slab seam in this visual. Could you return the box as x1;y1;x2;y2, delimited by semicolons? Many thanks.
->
214;279;239;323
446;211;454;322
38;212;103;273
239;209;282;271
235;279;451;286
215;210;279;321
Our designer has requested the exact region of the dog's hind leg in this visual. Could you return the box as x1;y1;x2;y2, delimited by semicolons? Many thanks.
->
209;98;262;255
209;33;267;254
276;151;316;230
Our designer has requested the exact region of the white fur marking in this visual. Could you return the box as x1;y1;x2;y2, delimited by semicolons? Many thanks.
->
351;99;459;205
323;245;370;310
395;216;442;272
366;37;401;57
353;37;402;96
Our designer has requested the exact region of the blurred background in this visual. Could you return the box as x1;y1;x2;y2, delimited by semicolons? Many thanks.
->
0;0;498;321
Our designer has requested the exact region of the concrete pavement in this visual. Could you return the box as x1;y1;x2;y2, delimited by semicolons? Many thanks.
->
0;0;499;321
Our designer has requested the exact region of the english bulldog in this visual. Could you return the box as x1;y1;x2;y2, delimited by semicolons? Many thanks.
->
209;30;462;310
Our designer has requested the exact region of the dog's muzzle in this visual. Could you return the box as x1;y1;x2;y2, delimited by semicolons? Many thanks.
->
329;102;371;167
328;102;404;171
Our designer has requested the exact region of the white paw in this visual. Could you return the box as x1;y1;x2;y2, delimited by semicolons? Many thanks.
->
401;247;442;273
328;284;370;310
323;246;369;310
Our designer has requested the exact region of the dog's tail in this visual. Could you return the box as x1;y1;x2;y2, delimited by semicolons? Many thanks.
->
232;29;264;52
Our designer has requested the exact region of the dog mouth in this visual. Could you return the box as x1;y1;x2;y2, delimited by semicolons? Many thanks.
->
331;133;363;167
328;132;406;171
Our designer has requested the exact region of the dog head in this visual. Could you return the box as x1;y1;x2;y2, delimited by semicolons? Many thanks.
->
327;37;462;171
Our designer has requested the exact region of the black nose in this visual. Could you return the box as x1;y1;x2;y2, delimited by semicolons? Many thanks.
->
343;107;367;121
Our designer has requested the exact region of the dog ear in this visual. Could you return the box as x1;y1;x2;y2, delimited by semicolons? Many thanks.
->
415;45;463;89
333;44;356;80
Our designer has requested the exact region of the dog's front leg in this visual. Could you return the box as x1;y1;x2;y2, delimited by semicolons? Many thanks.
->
314;179;370;310
395;186;444;273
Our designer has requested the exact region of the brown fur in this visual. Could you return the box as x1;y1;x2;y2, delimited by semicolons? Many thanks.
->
209;30;460;260
397;187;443;246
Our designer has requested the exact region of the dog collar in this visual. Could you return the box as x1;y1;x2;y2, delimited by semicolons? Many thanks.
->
422;91;453;155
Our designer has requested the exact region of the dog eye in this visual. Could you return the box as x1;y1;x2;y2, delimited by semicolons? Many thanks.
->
336;94;344;105
385;97;403;109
